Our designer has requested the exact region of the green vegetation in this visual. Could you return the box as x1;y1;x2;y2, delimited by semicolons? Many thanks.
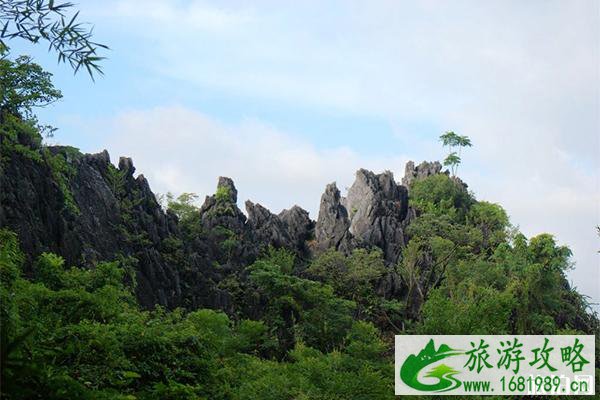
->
216;225;239;260
43;148;80;215
0;230;393;399
0;113;43;163
439;131;472;176
1;45;62;138
3;166;598;399
215;186;232;203
305;248;403;328
106;165;127;199
0;45;80;216
213;186;236;217
164;192;208;242
409;173;473;220
166;192;200;223
1;0;108;78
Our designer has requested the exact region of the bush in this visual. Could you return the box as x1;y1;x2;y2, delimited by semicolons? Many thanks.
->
410;174;473;220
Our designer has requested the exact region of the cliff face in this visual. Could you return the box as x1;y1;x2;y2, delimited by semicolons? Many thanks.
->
313;170;410;264
0;137;443;309
0;147;190;308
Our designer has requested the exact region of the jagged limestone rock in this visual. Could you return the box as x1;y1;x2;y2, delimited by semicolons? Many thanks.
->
315;182;353;254
245;201;314;258
246;200;292;249
0;146;190;309
344;169;409;264
279;205;314;254
401;160;443;187
196;177;249;270
118;156;135;176
199;176;246;232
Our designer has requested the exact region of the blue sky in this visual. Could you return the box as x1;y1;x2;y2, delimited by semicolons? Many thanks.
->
9;0;600;307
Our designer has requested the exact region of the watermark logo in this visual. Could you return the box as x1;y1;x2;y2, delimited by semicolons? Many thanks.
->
400;339;463;392
395;335;595;396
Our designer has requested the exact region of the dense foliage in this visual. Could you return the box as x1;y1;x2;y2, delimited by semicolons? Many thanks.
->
0;229;393;399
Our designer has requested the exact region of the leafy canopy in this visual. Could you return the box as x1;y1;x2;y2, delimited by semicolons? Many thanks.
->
439;130;472;176
0;46;62;136
0;229;393;399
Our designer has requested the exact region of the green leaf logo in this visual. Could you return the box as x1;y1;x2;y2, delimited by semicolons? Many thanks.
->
400;339;463;392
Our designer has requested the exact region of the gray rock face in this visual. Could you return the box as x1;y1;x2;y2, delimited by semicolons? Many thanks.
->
246;200;291;248
217;176;238;202
315;183;353;254
199;176;246;232
1;147;75;264
245;201;315;258
195;177;250;271
0;147;185;309
401;160;443;187
118;156;135;176
279;206;314;254
344;169;409;264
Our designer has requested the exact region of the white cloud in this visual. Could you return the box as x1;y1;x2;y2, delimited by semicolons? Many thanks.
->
106;106;410;216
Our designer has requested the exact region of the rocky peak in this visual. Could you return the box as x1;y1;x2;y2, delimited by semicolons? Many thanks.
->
245;201;315;258
279;206;314;251
118;156;136;177
343;169;408;263
315;182;353;254
199;176;246;230
401;160;443;187
344;170;408;226
3;136;451;311
0;146;187;308
217;176;238;202
246;200;291;249
83;150;111;172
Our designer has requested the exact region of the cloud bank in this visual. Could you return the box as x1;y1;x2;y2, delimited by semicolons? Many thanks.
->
106;106;409;215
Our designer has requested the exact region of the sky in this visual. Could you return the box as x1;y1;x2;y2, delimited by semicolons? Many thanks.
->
9;0;600;308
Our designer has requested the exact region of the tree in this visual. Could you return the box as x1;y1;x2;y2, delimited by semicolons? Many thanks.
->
0;46;62;136
0;0;107;78
466;201;510;253
439;131;460;150
409;173;474;219
166;192;200;222
439;131;472;176
0;49;65;148
442;152;461;176
248;259;355;355
456;134;472;157
306;248;386;300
